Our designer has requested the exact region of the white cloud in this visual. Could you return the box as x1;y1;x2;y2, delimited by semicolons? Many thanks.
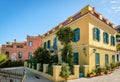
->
110;0;120;12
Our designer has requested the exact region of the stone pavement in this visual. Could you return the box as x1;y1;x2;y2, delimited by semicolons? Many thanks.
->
68;68;120;82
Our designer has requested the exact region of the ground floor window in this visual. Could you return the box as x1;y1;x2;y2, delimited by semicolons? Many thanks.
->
117;54;119;62
74;52;79;65
105;54;109;65
112;55;115;62
95;53;100;68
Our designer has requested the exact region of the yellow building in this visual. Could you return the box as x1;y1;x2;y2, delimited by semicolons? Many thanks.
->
42;5;117;72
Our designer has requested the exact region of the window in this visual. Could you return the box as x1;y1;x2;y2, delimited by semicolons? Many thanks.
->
103;32;109;44
105;54;109;64
72;28;80;42
112;55;115;62
5;51;9;57
95;53;100;68
28;52;32;59
44;42;46;49
53;37;57;50
47;40;50;49
18;52;22;58
29;41;33;46
111;36;115;46
74;52;79;65
93;27;100;41
117;54;119;62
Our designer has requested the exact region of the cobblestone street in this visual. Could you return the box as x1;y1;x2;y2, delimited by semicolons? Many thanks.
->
68;68;120;82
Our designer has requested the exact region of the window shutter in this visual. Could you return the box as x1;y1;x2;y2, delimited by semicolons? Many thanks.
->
72;28;80;42
93;28;96;40
44;42;46;49
95;53;100;65
107;33;109;44
97;29;100;41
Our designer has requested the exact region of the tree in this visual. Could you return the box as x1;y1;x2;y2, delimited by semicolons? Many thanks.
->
56;26;75;73
56;27;75;45
0;53;8;65
116;45;120;51
60;63;70;82
33;47;51;64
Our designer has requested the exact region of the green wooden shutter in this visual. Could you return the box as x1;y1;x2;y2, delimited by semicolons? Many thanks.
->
97;29;100;41
72;28;80;42
106;33;109;44
93;28;96;40
95;53;100;67
112;55;115;62
44;42;46;49
105;54;109;64
103;32;105;43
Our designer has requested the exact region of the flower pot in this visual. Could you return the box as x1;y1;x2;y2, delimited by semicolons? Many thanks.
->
100;72;104;75
90;74;95;77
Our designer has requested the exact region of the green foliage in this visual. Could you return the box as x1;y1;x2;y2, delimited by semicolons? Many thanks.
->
116;45;120;51
105;64;111;70
47;64;53;75
95;67;102;75
0;53;8;65
49;54;58;65
56;27;75;45
110;62;117;69
56;26;75;75
60;63;70;80
33;47;51;64
117;62;120;66
0;60;24;68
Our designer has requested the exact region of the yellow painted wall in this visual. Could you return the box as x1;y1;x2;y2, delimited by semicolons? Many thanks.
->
41;5;117;72
89;47;116;71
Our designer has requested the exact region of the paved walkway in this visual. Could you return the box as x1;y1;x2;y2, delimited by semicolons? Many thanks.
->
68;68;120;82
25;69;52;82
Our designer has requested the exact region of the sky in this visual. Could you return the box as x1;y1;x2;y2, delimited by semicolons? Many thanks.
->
0;0;120;45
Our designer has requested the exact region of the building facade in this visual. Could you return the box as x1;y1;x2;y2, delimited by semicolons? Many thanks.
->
1;35;42;61
42;5;117;71
116;25;120;62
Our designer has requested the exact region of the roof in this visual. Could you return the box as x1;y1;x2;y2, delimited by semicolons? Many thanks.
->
42;5;116;38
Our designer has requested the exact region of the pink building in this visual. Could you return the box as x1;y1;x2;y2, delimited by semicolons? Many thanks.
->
1;35;42;61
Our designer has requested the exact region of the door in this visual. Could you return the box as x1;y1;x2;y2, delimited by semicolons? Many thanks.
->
74;52;79;65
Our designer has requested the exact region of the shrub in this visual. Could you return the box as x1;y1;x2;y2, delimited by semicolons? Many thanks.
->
95;67;102;75
105;64;111;70
47;65;53;75
60;63;70;81
0;60;24;68
110;62;116;69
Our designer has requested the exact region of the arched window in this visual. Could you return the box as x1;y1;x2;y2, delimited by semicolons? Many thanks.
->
18;52;22;58
29;41;33;46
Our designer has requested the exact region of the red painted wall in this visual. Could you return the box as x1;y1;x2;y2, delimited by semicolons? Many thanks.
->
1;35;42;61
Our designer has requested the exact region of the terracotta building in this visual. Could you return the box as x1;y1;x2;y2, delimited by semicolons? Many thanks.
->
1;35;42;61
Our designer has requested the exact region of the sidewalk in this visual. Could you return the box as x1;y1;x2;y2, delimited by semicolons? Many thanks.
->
68;69;120;82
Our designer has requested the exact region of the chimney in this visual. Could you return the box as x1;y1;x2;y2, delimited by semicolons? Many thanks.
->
14;39;16;43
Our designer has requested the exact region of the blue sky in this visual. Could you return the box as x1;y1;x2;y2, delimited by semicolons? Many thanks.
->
0;0;120;45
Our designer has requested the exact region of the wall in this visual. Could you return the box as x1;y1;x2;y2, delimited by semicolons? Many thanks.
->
1;35;42;60
24;62;80;82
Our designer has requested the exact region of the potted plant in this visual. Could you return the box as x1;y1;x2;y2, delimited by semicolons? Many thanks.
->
110;62;116;71
100;68;105;75
87;71;96;77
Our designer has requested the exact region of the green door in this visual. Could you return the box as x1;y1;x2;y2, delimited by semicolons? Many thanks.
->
74;53;79;65
95;53;100;68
